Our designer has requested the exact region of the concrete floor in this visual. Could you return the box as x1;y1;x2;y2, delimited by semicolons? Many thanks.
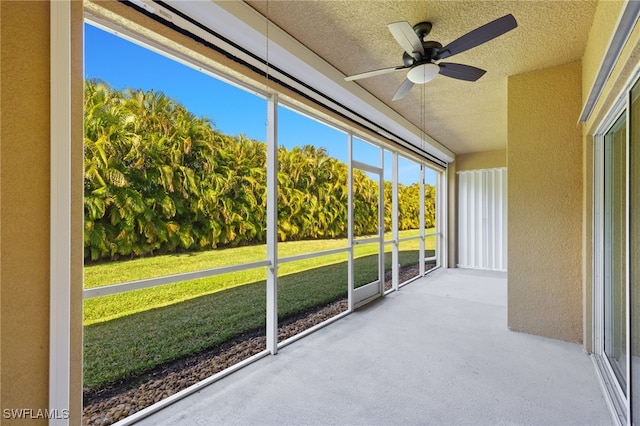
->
137;268;613;426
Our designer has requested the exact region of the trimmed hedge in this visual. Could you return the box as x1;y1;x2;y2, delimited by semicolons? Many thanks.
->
84;80;435;261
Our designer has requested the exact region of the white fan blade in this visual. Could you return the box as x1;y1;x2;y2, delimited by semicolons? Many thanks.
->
345;65;406;81
392;78;414;101
388;21;424;58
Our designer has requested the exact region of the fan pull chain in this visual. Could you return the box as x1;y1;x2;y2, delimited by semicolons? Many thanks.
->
420;82;425;176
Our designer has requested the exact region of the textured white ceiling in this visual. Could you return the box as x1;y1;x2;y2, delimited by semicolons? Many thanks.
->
245;0;597;155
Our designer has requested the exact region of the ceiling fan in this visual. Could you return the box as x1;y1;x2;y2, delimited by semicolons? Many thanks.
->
344;14;517;101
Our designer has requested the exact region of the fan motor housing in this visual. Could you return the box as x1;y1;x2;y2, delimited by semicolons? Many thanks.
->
402;40;443;66
422;40;443;60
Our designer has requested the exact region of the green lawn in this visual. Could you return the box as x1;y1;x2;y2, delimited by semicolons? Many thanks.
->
83;229;436;391
84;229;435;325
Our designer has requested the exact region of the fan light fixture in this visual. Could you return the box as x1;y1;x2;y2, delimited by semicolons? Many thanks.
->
407;63;439;84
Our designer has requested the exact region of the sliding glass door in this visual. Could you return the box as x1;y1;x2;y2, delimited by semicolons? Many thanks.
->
596;77;640;425
631;79;640;426
603;112;627;394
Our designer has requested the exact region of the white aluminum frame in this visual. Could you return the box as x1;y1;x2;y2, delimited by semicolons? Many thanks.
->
75;5;450;423
347;133;355;311
591;63;640;426
50;2;72;425
83;260;272;299
279;247;350;264
624;90;632;426
377;148;385;295
579;0;640;123
266;93;279;354
393;154;436;289
594;111;629;426
392;151;400;292
158;0;454;163
440;170;450;270
351;157;385;308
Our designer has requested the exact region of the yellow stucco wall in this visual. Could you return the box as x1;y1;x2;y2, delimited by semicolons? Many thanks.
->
507;61;583;343
455;149;506;172
1;1;51;420
582;0;625;110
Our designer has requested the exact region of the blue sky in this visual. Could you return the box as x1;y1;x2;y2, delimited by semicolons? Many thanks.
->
84;23;432;185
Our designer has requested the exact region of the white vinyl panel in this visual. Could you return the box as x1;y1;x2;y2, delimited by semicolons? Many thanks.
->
503;169;507;269
476;171;484;268
484;170;491;269
474;171;487;265
457;168;507;271
458;171;469;268
458;173;468;267
493;170;500;270
469;171;477;267
471;171;478;267
501;169;508;270
494;170;501;269
494;169;501;270
487;170;495;270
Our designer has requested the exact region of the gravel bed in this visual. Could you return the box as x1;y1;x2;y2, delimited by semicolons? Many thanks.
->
82;263;433;425
82;299;348;426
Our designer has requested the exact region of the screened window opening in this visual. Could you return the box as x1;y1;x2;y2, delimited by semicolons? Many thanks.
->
83;22;270;423
81;16;446;426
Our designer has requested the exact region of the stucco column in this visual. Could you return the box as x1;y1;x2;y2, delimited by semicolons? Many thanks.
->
507;61;583;343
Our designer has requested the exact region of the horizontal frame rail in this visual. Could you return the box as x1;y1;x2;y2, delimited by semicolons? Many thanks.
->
353;237;381;245
352;160;383;175
83;259;272;299
84;233;441;300
398;235;420;243
386;232;440;244
278;246;350;264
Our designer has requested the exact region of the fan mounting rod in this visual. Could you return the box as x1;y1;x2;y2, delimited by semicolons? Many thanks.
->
413;22;432;40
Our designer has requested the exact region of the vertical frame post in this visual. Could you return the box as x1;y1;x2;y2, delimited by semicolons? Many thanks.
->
347;133;354;311
593;134;604;354
391;152;399;290
50;1;72;424
437;168;448;269
379;149;385;296
266;94;278;354
624;90;632;425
